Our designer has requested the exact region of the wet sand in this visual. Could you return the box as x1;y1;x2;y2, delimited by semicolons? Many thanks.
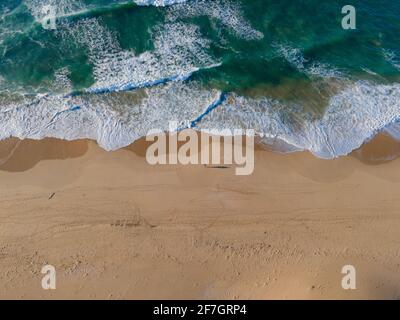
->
0;135;400;299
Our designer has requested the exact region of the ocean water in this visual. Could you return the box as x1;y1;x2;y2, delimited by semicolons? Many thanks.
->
0;0;399;158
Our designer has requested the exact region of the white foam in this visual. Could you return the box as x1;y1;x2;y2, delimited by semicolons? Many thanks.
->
57;17;219;93
134;0;188;6
53;67;73;93
166;0;264;41
24;0;187;26
197;81;400;159
24;0;85;21
315;81;400;157
384;122;400;140
1;79;400;158
276;45;344;79
0;81;221;150
383;49;400;71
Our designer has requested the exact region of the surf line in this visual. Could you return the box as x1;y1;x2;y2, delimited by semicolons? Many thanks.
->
63;74;193;98
189;92;228;129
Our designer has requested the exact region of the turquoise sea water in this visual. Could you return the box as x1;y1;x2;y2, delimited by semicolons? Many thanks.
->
0;0;400;157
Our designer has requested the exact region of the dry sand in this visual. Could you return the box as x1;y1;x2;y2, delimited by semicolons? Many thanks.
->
0;135;400;299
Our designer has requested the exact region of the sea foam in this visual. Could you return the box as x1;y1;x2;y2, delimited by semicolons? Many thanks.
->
198;81;400;158
56;11;220;94
134;0;188;6
1;79;400;159
166;0;264;40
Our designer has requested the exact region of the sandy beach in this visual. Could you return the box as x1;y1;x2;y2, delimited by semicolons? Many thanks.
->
0;136;399;299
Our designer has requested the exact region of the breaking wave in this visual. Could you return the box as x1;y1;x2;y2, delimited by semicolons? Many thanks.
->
1;79;400;159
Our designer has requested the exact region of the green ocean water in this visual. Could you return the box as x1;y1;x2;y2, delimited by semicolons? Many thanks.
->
1;0;400;92
0;0;399;157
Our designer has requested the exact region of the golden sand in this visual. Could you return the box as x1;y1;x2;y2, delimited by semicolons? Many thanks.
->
0;136;399;299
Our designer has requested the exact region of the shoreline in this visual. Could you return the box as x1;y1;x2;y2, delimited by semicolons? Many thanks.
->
0;131;399;173
0;134;400;299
